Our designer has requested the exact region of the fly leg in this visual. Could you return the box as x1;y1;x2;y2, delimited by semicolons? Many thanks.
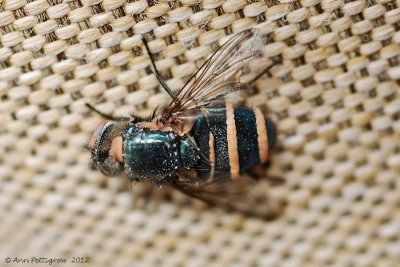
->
142;37;177;102
247;60;282;86
85;103;134;122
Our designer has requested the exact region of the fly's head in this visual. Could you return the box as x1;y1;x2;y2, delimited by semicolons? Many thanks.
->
89;121;125;176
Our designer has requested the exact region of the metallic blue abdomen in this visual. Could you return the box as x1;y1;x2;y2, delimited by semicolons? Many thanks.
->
192;106;276;175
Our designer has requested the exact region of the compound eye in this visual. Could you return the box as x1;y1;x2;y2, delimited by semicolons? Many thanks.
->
90;121;124;176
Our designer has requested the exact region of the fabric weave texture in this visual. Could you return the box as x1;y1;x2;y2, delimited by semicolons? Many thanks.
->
1;0;400;266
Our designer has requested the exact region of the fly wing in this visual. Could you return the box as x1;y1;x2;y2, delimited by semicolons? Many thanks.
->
169;170;284;219
162;29;269;121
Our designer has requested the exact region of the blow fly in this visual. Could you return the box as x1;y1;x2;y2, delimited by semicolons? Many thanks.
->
88;29;282;219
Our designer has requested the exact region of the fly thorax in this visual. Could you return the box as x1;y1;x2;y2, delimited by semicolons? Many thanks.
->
179;136;200;169
122;125;180;181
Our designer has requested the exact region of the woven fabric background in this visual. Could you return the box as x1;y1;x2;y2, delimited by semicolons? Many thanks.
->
1;0;400;266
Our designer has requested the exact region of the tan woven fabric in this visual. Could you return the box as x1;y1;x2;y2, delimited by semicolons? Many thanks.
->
1;0;400;266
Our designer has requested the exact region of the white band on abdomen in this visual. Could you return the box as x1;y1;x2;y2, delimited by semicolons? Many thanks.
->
226;103;240;178
253;107;269;164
